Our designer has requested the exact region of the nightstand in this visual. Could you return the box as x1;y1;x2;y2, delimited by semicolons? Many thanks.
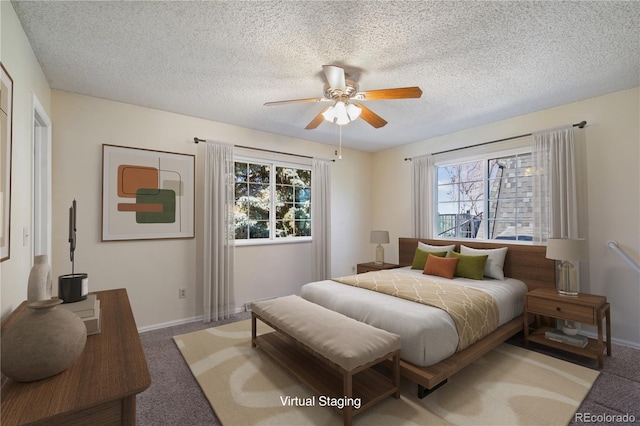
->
523;287;611;368
356;262;401;274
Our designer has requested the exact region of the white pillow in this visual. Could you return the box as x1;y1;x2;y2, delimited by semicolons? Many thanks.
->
418;242;456;257
460;245;508;280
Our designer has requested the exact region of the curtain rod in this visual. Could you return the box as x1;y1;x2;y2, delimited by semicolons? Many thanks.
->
194;137;334;161
404;120;587;161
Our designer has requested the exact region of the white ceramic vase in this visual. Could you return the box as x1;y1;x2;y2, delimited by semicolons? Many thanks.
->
0;299;87;382
27;255;52;302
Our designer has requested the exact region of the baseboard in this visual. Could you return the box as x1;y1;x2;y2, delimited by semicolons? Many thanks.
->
137;306;247;333
138;316;203;333
579;330;640;350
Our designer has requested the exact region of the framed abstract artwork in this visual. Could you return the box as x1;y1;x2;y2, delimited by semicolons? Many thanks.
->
0;63;13;261
102;144;195;241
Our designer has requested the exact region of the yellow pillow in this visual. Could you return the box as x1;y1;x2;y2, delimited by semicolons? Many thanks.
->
423;254;459;279
449;251;488;280
411;248;447;270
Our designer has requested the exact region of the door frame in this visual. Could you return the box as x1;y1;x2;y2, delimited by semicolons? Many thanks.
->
32;94;52;261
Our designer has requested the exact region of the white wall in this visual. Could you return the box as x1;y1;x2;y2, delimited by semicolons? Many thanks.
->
373;88;640;347
50;90;372;328
0;2;52;319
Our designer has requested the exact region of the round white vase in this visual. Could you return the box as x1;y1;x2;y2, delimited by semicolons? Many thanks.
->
27;255;52;302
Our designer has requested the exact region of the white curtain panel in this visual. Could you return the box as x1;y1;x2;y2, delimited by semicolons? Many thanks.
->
203;141;235;322
532;125;580;243
412;155;435;238
311;159;331;281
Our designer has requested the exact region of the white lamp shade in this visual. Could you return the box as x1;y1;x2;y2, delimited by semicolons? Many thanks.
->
346;103;361;120
546;238;588;261
322;105;336;122
370;230;390;244
323;101;362;125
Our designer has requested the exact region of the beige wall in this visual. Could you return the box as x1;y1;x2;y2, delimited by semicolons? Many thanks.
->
50;90;372;329
0;2;52;319
373;87;640;347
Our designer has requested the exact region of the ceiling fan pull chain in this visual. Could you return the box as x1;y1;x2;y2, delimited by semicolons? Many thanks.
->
338;125;343;160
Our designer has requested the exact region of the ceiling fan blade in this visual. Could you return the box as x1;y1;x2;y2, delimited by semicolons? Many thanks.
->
356;86;423;101
322;65;346;91
264;97;326;106
352;102;387;128
305;106;330;130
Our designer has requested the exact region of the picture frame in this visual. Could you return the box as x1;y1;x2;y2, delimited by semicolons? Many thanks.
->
1;62;14;262
101;144;195;241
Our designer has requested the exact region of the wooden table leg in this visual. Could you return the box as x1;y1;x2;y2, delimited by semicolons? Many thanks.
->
605;303;612;356
597;310;604;369
251;312;257;348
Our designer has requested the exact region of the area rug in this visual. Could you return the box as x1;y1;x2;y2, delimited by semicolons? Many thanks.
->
174;319;599;425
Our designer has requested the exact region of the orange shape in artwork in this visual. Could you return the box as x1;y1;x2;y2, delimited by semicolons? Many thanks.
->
117;203;164;212
117;165;158;198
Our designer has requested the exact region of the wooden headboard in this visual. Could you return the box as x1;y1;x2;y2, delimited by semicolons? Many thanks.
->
399;238;555;291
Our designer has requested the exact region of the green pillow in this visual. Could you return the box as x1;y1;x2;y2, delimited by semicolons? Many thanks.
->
411;249;447;270
449;251;489;280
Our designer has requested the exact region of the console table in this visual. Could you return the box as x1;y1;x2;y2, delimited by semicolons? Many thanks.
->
1;289;151;425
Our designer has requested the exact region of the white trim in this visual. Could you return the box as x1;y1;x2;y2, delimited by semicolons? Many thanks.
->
137;305;248;333
580;330;640;350
137;315;203;333
31;93;52;260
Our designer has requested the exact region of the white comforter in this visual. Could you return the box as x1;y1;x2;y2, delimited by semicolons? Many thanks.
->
300;267;528;367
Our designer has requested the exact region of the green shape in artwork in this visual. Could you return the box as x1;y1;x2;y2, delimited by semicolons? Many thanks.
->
136;188;176;223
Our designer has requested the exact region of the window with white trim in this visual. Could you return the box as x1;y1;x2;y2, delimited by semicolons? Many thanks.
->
435;148;534;241
234;158;311;243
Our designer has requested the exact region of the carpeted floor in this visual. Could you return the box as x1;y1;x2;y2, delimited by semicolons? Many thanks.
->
137;312;640;425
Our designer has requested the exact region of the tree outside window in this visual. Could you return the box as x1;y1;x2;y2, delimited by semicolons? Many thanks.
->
234;160;311;242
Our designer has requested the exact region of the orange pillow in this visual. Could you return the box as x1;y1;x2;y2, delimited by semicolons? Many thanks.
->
423;254;459;279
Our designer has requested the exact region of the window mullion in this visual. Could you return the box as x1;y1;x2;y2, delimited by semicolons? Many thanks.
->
483;160;489;240
270;163;276;240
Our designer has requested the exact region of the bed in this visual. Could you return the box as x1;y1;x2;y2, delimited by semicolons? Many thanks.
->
301;238;555;396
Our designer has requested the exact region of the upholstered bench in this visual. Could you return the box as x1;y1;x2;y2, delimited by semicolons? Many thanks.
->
251;295;401;426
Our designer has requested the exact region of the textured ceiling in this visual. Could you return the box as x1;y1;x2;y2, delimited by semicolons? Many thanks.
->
11;1;640;152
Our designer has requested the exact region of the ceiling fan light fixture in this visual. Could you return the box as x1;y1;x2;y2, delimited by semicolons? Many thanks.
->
324;101;356;126
322;105;336;122
346;103;361;121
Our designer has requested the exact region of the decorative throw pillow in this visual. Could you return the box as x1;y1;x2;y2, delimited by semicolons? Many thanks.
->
418;242;456;256
411;248;448;270
449;251;489;280
423;254;459;279
460;245;508;280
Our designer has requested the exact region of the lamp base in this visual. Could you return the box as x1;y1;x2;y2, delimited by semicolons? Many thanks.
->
556;261;579;296
375;244;384;265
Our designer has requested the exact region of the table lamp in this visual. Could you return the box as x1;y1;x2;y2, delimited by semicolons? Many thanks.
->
370;231;390;265
545;238;588;296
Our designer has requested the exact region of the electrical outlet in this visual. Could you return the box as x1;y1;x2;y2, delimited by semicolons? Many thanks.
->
352;265;356;273
178;288;187;299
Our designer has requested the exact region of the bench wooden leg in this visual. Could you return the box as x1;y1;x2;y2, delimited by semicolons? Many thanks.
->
392;353;400;399
343;371;353;426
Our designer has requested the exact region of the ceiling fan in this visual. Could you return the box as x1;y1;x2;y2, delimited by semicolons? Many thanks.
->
264;65;423;130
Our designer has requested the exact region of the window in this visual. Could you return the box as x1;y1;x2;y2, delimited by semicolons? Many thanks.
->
234;158;311;243
435;149;533;241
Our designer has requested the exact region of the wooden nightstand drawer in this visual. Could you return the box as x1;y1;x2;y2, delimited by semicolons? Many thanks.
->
527;296;596;324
